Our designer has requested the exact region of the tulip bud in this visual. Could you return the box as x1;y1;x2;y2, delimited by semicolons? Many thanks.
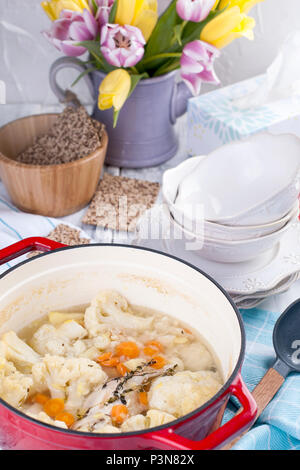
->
41;0;90;21
176;0;216;23
200;6;255;49
101;24;145;68
180;40;220;95
98;69;131;112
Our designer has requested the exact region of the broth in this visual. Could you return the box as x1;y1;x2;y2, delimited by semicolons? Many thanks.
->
0;290;223;433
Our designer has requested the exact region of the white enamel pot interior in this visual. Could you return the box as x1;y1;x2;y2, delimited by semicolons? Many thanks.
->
0;242;251;450
0;244;243;382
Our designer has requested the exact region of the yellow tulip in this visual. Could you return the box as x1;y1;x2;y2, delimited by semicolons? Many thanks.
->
217;0;264;13
212;0;220;9
41;0;90;21
201;6;255;49
98;69;131;112
115;0;158;41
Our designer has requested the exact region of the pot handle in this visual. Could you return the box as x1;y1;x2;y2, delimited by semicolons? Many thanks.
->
145;374;257;450
0;237;67;265
49;57;96;106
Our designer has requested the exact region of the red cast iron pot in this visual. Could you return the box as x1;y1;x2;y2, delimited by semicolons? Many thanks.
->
0;237;257;450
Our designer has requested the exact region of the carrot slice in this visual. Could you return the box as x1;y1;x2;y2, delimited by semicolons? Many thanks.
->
111;404;129;425
96;352;113;363
33;393;49;406
116;363;128;376
43;398;65;418
150;356;166;369
102;357;120;367
55;411;75;428
96;352;119;367
143;346;158;357
115;341;140;359
145;340;164;352
138;391;148;406
143;341;164;357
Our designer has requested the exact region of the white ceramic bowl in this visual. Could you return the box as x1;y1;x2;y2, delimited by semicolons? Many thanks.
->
199;202;299;241
169;133;300;226
162;156;299;240
165;205;297;263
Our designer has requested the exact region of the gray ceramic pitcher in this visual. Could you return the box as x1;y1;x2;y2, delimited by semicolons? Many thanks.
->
49;57;192;168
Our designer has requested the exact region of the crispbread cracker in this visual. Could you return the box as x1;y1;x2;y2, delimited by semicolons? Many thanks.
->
27;224;90;258
82;173;160;232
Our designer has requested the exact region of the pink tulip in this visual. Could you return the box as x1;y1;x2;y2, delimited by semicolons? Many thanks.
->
43;9;99;57
180;40;220;95
89;0;115;26
176;0;216;22
101;24;145;68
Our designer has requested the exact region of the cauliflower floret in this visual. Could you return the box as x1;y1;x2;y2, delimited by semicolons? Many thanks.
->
121;410;175;432
121;414;147;432
31;324;66;356
27;410;68;429
176;342;215;372
0;356;33;407
72;340;87;356
92;333;111;350
81;346;101;360
146;409;175;427
31;355;107;413
84;290;153;338
0;339;6;358
30;321;87;357
148;370;222;417
155;335;177;349
1;331;40;371
92;424;119;433
57;320;87;341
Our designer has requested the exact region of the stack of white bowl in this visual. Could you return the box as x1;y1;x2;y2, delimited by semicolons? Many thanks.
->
162;133;300;263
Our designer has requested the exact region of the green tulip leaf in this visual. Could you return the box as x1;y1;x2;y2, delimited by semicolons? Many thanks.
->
109;0;118;23
91;0;98;12
71;67;97;87
113;109;120;128
76;41;115;73
142;0;182;72
172;24;184;47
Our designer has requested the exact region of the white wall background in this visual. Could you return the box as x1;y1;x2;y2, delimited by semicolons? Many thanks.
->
0;0;300;107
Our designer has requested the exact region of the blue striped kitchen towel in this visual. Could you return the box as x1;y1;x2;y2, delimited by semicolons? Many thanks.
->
224;307;300;450
0;185;92;274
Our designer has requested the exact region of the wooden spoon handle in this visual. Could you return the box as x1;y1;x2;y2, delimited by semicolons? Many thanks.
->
222;367;285;450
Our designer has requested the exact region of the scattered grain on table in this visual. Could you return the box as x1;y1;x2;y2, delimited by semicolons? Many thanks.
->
82;173;160;232
16;107;105;165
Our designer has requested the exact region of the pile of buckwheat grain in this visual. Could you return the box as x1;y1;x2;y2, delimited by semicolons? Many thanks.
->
16;106;105;166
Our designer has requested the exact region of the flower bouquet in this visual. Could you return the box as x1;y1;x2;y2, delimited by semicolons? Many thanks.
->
42;0;263;127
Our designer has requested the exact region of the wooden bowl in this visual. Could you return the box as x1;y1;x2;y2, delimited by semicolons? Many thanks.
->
0;113;108;217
